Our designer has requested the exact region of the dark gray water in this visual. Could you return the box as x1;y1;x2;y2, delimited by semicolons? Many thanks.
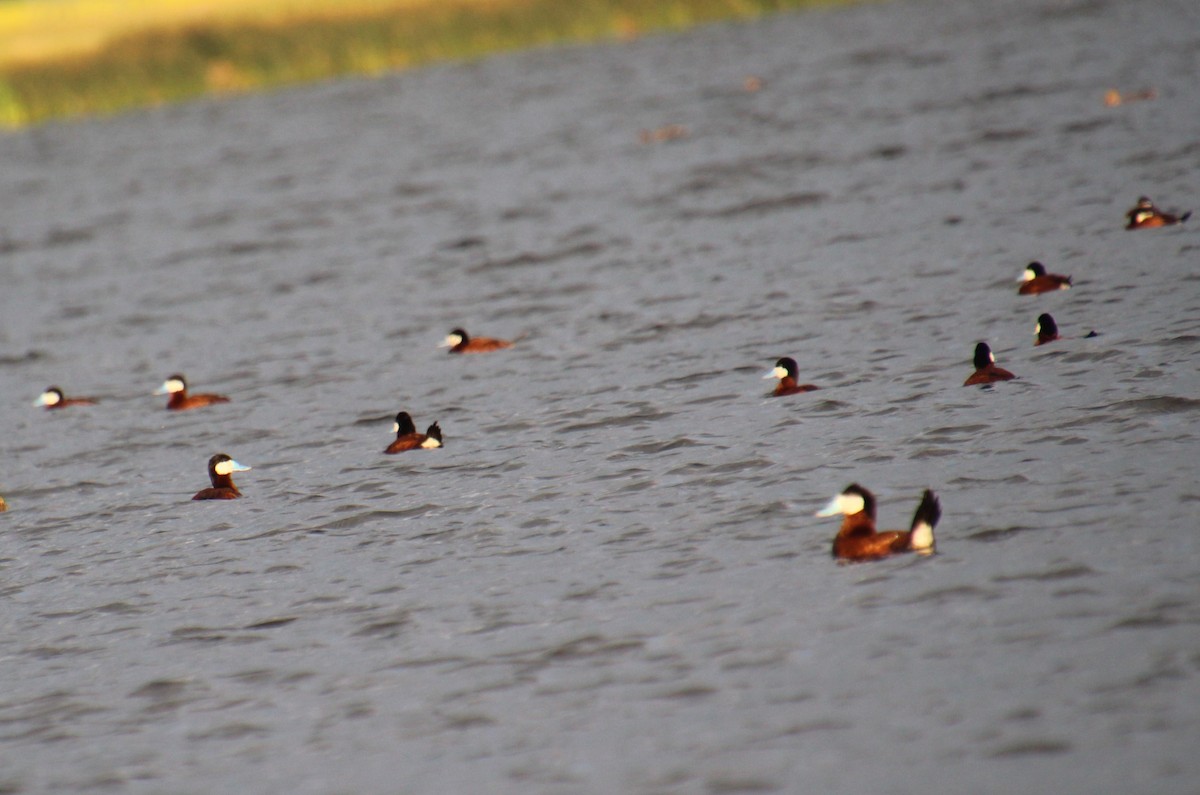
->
2;0;1199;791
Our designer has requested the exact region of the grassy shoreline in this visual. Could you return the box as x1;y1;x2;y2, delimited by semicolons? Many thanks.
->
0;0;848;128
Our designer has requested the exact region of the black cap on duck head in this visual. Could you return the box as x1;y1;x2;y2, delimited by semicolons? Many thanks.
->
775;357;798;378
1036;313;1058;339
842;483;876;520
393;412;416;435
816;483;877;520
450;328;469;342
973;342;994;370
1025;261;1046;278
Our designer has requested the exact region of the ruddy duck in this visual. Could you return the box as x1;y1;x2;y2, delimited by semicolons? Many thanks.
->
1125;196;1191;230
764;357;818;397
816;483;940;561
1018;262;1072;295
385;412;443;453
33;386;97;409
963;342;1016;386
156;374;230;411
1035;313;1060;346
193;453;250;500
440;328;513;354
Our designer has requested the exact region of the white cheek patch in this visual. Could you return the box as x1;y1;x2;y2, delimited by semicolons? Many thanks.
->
1034;323;1042;336
1022;268;1036;282
989;351;996;364
164;378;185;393
214;459;250;476
392;422;400;434
773;366;788;379
420;437;442;449
36;391;60;406
838;493;865;515
441;334;463;348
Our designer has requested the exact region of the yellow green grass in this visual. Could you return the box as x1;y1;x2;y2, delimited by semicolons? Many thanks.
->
0;0;847;128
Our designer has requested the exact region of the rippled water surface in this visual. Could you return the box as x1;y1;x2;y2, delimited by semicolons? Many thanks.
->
2;0;1199;791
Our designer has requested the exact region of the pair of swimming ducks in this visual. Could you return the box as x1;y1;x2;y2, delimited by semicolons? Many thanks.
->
189;409;442;500
188;457;940;563
960;311;1072;385
186;458;939;564
34;373;232;411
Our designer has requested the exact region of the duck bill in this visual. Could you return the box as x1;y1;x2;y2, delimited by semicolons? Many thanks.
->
815;496;842;517
763;366;786;380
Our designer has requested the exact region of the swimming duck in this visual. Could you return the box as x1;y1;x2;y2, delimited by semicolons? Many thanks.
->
193;454;250;500
1018;262;1072;295
764;357;819;397
33;386;97;409
816;483;940;561
963;342;1016;386
440;328;513;354
385;412;443;453
1035;313;1060;346
1125;196;1191;230
156;374;230;411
